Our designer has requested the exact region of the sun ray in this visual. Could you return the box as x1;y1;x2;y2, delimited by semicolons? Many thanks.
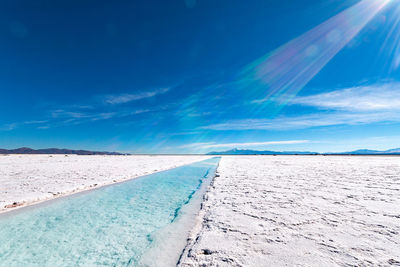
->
238;0;390;111
380;2;400;72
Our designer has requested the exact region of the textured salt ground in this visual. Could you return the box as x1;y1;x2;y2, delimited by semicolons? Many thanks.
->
179;156;400;266
0;155;210;213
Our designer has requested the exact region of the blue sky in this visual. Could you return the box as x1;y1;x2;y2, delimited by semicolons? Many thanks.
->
1;0;400;153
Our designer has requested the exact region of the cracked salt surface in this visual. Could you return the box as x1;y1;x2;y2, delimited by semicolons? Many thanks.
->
179;156;400;266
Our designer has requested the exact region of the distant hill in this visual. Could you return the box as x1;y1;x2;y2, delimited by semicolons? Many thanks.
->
207;148;400;155
0;147;126;155
339;148;400;155
343;149;380;154
384;148;400;153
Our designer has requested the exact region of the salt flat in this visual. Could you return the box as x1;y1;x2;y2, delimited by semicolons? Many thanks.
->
0;155;210;213
180;156;400;266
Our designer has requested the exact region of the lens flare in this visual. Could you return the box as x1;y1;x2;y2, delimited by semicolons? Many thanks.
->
380;2;400;72
174;0;391;149
239;0;390;108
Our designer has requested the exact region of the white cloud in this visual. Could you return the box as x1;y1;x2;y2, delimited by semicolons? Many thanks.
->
291;82;400;111
103;88;170;105
51;110;89;119
0;123;18;131
37;125;50;130
203;82;400;131
1;87;171;132
23;120;48;124
90;112;116;121
46;107;157;129
203;111;400;131
0;120;47;131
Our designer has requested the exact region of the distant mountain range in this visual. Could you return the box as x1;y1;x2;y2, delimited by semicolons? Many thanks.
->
207;148;400;155
1;147;399;156
0;147;126;155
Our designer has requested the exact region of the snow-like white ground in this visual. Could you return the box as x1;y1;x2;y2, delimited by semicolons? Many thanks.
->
179;156;400;266
0;155;210;213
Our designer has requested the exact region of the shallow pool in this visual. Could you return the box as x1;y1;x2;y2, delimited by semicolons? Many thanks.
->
0;157;220;266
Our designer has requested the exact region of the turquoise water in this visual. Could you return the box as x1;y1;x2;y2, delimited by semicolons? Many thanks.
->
0;157;220;266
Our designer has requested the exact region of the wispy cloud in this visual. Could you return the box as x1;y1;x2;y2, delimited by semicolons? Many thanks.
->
19;85;175;131
291;82;400;111
51;110;90;119
202;81;400;131
0;123;18;131
90;112;117;121
102;88;170;105
37;125;50;130
0;120;48;131
42;105;164;129
203;111;400;131
48;109;144;126
23;120;48;124
50;110;119;124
